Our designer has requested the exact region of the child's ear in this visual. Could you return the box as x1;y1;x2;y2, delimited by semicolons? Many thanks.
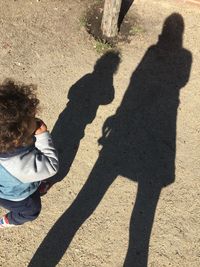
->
35;118;43;130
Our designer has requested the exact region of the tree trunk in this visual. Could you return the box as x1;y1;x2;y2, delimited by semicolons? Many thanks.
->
101;0;123;38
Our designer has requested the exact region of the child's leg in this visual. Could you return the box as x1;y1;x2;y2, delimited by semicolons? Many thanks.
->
0;190;41;226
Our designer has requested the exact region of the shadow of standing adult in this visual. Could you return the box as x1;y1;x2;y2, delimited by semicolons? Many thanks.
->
122;13;192;267
50;51;121;183
28;13;192;267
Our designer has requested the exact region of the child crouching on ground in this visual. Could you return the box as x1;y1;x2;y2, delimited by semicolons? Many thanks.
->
0;79;59;228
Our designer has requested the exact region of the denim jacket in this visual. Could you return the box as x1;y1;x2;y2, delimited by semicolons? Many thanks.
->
0;132;59;201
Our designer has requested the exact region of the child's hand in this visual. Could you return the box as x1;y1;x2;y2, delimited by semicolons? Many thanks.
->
35;119;48;135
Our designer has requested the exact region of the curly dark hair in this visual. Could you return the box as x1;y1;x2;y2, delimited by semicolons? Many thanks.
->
0;79;39;153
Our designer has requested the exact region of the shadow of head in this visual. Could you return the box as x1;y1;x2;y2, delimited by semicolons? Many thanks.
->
94;50;121;76
158;13;184;50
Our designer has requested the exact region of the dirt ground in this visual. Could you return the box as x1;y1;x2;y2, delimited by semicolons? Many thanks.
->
0;0;200;266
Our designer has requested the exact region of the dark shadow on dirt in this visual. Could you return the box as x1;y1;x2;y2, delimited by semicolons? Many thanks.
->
118;0;135;29
49;51;120;184
28;13;192;267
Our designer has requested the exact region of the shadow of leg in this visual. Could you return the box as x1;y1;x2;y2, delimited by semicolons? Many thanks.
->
124;182;162;267
28;155;117;267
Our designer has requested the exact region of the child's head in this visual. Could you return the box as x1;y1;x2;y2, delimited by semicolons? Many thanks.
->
0;79;39;153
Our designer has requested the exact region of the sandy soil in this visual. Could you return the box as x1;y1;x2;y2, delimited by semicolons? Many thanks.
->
0;0;200;266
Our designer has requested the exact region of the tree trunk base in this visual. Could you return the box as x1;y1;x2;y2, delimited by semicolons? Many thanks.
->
101;0;123;38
